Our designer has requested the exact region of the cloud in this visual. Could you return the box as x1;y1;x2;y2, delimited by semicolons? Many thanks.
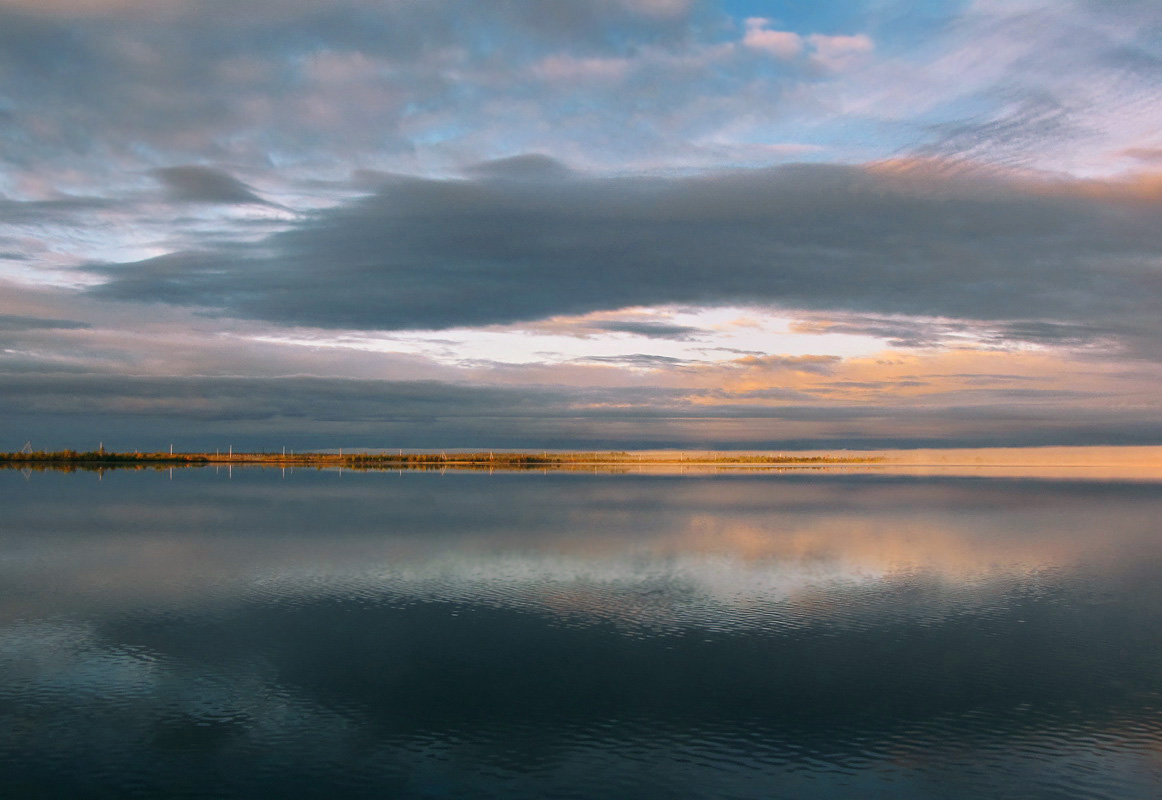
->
741;20;873;71
153;166;270;205
728;354;842;375
462;154;575;181
0;196;114;223
806;33;873;71
1123;147;1162;165
0;0;180;15
585;321;703;339
2;369;1161;450
533;54;632;83
855;0;1162;173
575;353;694;369
4;0;1152;213
0;0;906;193
0;314;89;331
920;93;1076;168
788;314;1119;351
742;18;802;60
85;158;1162;360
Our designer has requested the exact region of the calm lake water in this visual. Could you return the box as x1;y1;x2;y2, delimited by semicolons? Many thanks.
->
2;466;1162;799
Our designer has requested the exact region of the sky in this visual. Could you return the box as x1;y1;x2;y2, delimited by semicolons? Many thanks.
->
2;0;1162;451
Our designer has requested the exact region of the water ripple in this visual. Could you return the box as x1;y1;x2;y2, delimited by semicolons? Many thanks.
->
3;470;1162;797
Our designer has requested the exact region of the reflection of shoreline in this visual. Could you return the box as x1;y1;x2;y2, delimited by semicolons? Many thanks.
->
5;462;1162;482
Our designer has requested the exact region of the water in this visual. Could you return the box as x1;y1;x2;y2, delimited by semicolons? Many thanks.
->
2;466;1161;798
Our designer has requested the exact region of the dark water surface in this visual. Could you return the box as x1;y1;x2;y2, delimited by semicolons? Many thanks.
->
2;467;1162;798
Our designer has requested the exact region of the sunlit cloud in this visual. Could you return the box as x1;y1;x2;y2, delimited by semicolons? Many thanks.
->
742;19;803;61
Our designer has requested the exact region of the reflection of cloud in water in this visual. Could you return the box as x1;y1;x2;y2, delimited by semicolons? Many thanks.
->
2;471;1159;632
3;471;1162;798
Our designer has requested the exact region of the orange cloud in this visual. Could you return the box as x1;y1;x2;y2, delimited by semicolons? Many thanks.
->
680;346;1160;409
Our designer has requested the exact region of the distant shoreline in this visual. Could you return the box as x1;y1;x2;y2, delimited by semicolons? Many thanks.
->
7;447;1162;476
0;449;882;471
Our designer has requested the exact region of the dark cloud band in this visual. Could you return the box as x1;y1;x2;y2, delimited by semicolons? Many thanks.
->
87;160;1162;356
3;372;1160;451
